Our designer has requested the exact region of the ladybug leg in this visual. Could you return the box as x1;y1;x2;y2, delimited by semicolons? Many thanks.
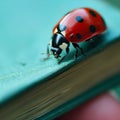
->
72;43;85;59
86;36;98;44
86;38;94;44
58;47;70;64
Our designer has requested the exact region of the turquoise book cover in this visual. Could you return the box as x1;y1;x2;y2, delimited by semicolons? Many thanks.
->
0;0;120;120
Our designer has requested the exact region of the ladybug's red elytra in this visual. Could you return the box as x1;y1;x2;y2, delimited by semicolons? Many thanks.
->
46;8;107;63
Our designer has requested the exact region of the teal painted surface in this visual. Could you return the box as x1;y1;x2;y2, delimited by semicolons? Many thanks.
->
0;0;120;104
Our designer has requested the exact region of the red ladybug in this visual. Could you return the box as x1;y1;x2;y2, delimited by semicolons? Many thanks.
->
46;8;107;63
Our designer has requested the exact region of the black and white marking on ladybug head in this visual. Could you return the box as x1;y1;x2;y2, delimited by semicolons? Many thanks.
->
50;33;69;58
53;24;66;36
57;24;67;36
57;24;67;32
59;42;68;50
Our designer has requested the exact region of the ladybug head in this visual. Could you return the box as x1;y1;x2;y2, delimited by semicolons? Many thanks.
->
50;33;69;58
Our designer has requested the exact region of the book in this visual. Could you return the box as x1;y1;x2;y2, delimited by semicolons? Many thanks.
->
0;0;120;120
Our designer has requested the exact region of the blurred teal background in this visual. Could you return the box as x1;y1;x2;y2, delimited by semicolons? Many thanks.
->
105;0;120;8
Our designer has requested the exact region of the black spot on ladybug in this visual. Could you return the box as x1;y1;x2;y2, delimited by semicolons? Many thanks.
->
89;10;96;17
76;33;82;39
70;34;74;39
76;16;84;22
90;25;96;33
58;24;66;32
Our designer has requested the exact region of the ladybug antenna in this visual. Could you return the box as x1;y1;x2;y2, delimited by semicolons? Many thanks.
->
47;43;50;56
42;43;51;60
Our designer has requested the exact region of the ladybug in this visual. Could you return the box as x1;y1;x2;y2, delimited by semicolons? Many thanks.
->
46;8;107;63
